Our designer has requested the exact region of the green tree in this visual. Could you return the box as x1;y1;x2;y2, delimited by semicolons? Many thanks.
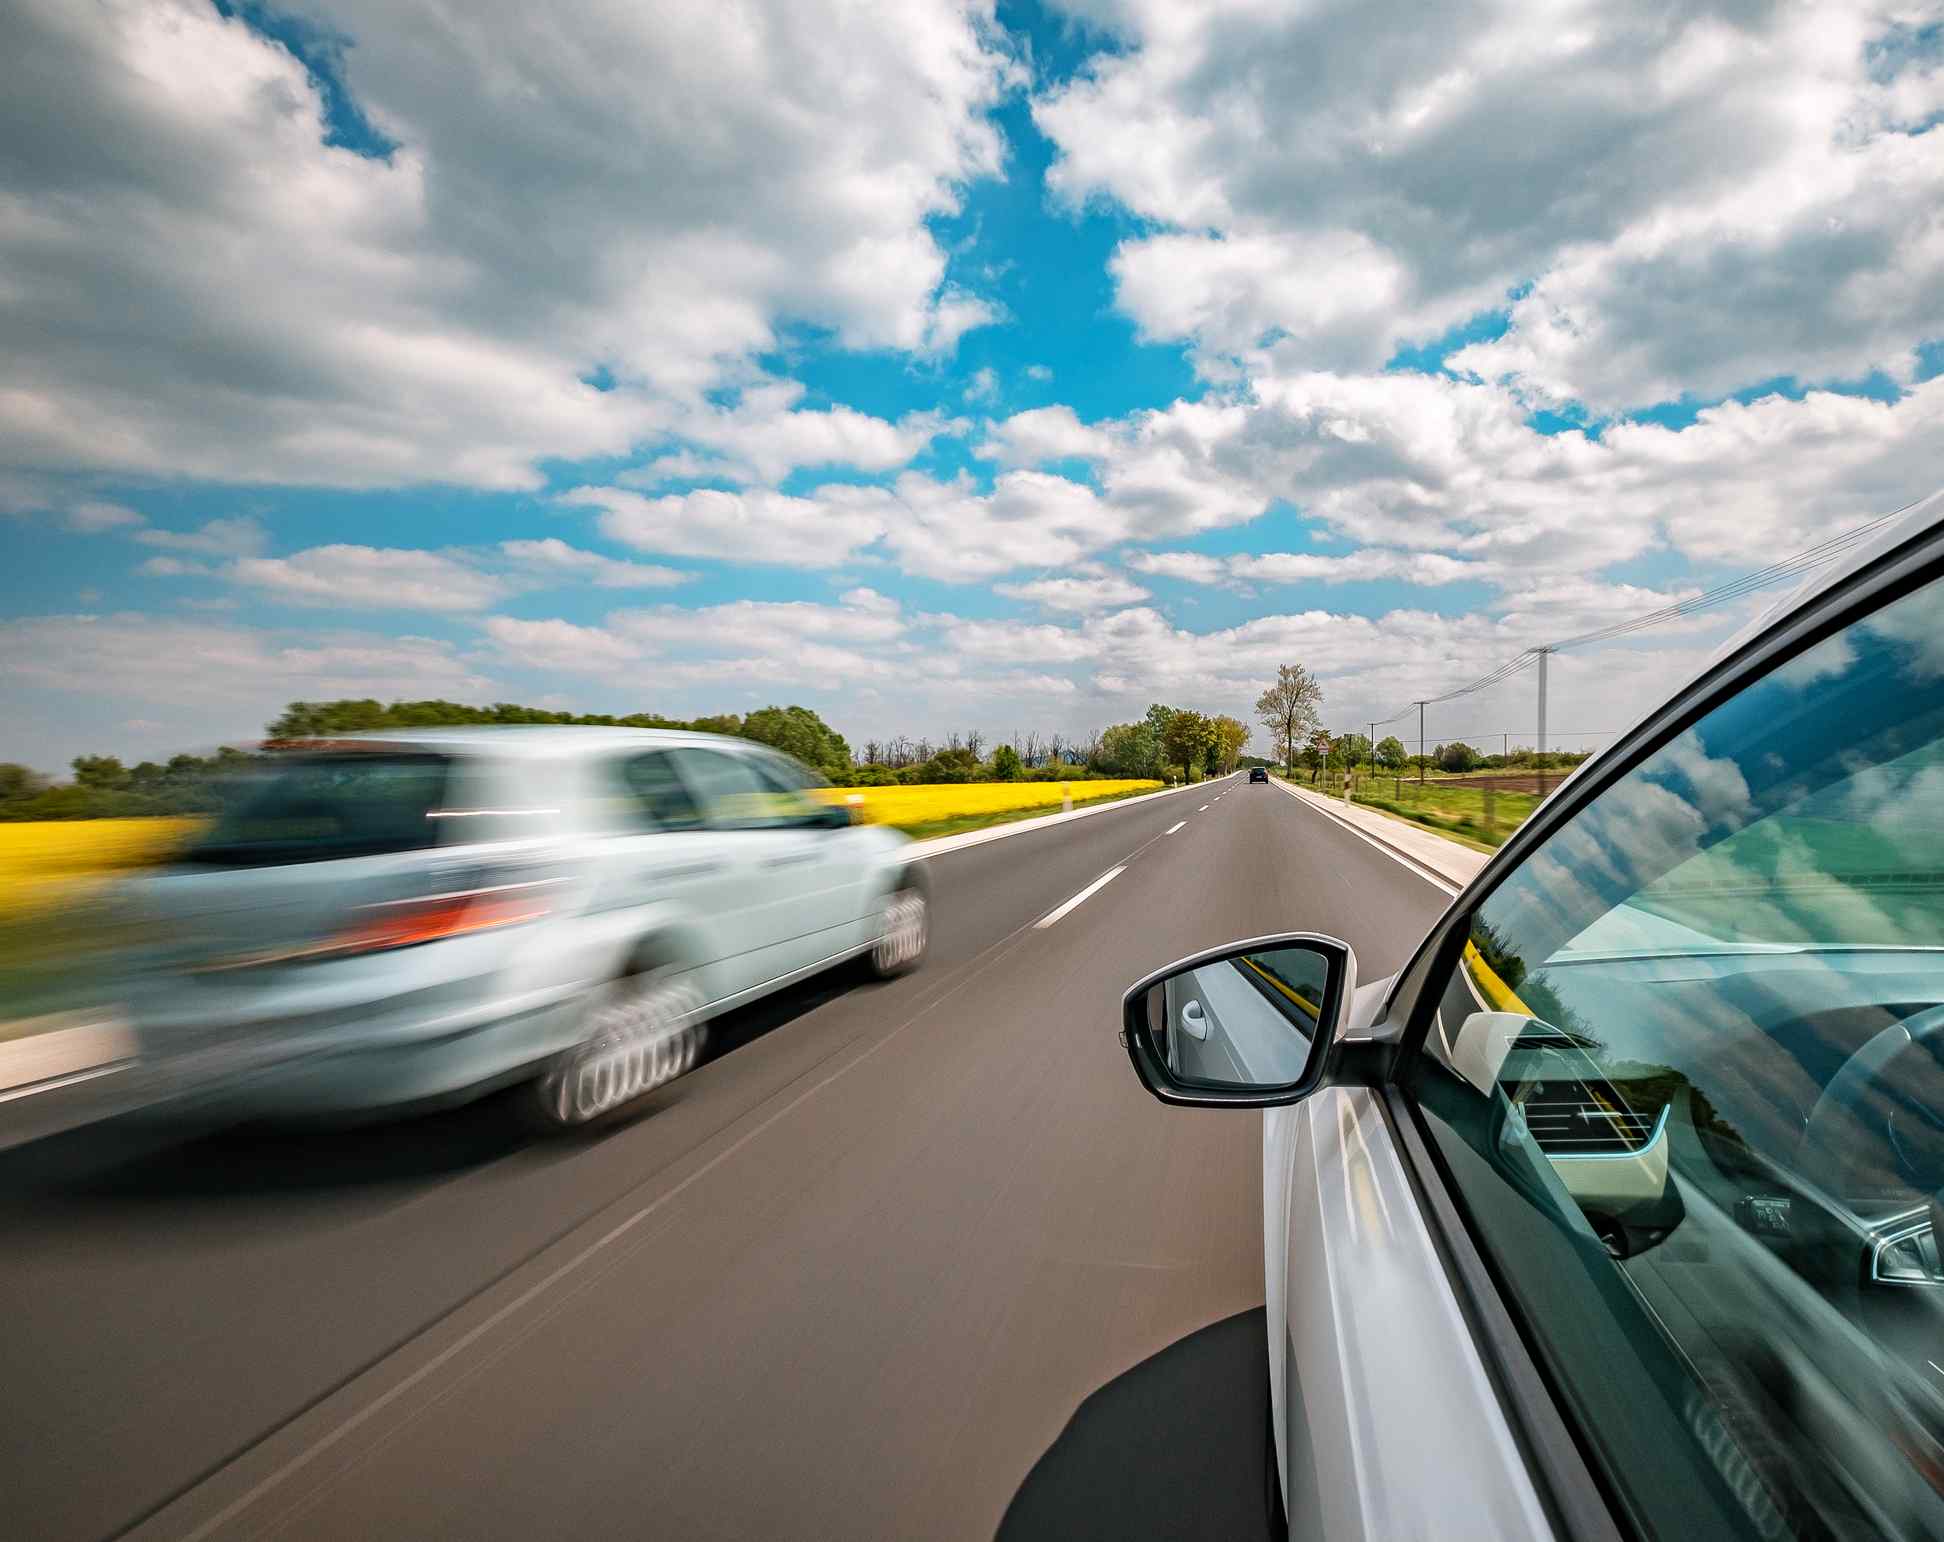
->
267;699;391;737
918;746;979;783
71;755;129;789
1210;714;1250;774
1334;732;1372;771
1161;709;1218;782
1096;721;1160;777
1255;664;1322;774
1438;741;1480;773
0;764;48;803
739;705;852;778
1375;735;1406;771
990;744;1023;780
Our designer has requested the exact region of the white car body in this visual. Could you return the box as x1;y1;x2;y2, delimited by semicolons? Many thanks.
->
1128;490;1944;1540
117;727;921;1122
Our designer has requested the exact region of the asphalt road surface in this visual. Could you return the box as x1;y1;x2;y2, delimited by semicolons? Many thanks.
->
0;774;1455;1542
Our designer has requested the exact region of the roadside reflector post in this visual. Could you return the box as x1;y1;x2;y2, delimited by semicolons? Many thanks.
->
1062;783;1072;813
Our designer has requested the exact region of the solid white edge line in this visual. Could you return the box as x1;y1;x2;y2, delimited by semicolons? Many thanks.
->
1034;866;1126;929
1270;781;1462;896
1164;821;1185;835
0;1059;131;1104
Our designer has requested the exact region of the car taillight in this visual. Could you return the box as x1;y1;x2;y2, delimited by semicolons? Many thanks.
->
326;881;555;958
182;872;565;975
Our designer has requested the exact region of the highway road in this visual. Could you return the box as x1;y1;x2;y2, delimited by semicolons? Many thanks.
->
0;774;1456;1542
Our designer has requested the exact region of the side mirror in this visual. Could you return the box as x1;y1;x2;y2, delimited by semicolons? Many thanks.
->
795;798;855;829
1120;933;1355;1107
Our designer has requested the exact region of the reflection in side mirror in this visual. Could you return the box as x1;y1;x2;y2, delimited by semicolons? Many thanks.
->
1120;934;1355;1108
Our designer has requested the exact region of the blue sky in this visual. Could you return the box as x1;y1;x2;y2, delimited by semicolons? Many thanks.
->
2;0;1940;772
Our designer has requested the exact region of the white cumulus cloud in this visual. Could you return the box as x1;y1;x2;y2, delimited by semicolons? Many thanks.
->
994;574;1152;612
230;545;509;612
1036;0;1944;407
0;0;1011;489
498;538;690;590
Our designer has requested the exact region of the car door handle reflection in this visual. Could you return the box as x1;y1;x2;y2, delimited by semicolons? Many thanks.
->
648;863;721;881
762;851;819;868
1180;1000;1209;1041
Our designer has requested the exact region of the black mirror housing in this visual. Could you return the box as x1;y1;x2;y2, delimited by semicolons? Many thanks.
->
1119;933;1357;1108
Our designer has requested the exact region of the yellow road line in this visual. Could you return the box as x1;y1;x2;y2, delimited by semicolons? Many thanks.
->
1461;939;1534;1016
1236;954;1321;1022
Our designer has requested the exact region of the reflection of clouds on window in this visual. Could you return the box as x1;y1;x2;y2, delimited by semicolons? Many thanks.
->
1831;748;1944;836
1861;583;1944;679
1657;730;1753;832
1494;577;1944;959
1771;631;1856;690
1499;776;1718;959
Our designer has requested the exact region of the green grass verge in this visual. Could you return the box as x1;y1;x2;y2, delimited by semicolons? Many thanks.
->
1279;773;1540;851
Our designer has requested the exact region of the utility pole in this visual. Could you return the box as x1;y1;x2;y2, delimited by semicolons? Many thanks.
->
1417;701;1426;785
1535;647;1551;798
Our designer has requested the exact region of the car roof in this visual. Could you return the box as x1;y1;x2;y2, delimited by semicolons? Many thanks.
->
261;726;759;760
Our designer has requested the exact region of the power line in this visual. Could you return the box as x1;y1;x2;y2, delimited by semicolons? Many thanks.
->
1372;497;1928;724
1547;501;1920;652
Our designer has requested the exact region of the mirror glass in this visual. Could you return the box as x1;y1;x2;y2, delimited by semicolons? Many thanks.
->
1138;943;1333;1091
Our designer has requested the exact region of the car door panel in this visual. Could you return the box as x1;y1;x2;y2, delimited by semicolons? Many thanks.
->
1277;1087;1554;1541
744;752;881;961
670;747;842;990
597;751;751;1005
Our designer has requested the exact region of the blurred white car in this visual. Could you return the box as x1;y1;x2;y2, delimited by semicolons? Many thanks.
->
118;728;927;1129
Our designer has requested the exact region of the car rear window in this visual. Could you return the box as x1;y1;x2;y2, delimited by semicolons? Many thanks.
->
182;753;451;866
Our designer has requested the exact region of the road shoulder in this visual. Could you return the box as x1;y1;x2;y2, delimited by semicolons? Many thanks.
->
1272;780;1488;890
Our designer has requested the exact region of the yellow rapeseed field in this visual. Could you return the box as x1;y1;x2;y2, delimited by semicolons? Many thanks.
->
812;779;1161;827
0;817;202;919
0;783;1162;919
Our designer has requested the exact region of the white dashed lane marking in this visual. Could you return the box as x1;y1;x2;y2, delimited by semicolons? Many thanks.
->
1035;867;1126;929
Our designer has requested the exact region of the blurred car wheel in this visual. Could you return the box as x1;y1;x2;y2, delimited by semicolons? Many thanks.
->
528;965;704;1129
867;877;928;978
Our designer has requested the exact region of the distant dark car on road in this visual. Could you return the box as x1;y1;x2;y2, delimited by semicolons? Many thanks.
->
1248;766;1269;783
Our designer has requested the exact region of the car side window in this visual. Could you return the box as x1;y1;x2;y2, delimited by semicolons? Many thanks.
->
1404;572;1944;1542
673;749;804;830
614;751;703;832
745;752;836;826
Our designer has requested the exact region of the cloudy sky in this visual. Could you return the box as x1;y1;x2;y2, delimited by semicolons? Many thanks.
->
2;0;1940;772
